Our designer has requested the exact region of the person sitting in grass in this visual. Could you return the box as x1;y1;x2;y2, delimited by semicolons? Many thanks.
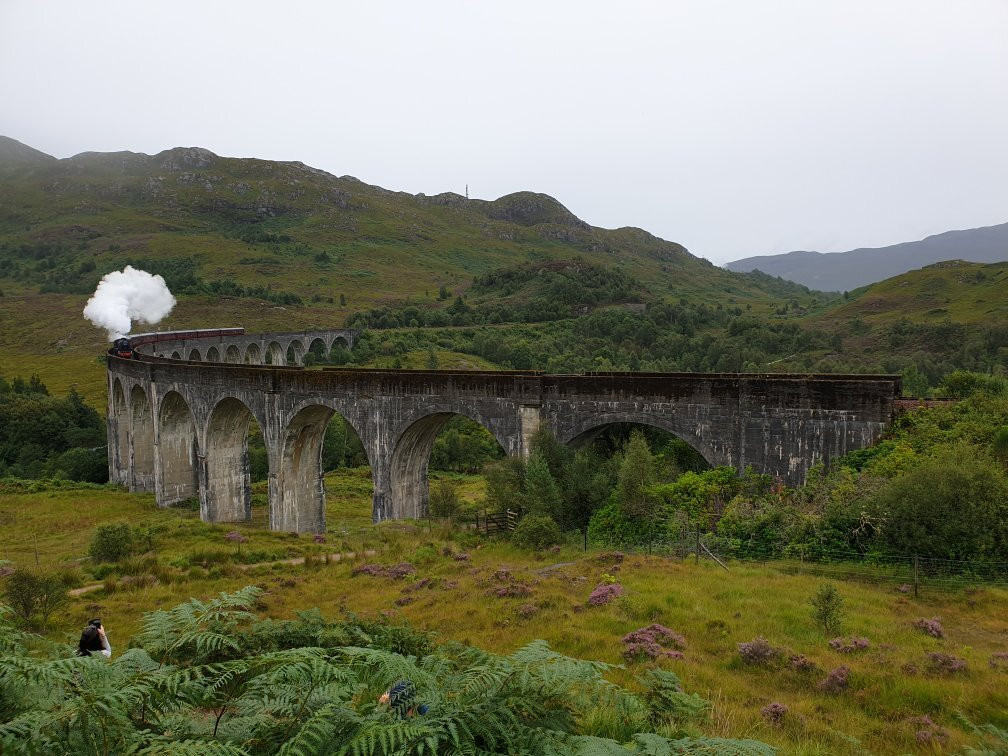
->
77;618;112;658
378;680;428;717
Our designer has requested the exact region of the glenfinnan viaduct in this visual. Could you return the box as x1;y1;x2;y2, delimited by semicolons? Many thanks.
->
107;328;902;533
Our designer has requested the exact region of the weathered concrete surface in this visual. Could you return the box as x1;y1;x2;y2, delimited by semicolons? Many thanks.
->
108;332;901;534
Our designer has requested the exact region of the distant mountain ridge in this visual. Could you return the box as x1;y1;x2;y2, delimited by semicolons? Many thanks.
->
724;223;1008;291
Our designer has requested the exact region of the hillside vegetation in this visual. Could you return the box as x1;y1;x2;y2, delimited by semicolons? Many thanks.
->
1;135;1006;404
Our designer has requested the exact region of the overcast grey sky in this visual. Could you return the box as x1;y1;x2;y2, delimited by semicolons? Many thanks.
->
2;0;1006;264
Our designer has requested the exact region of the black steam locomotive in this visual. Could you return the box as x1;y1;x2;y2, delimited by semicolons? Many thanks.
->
112;337;138;359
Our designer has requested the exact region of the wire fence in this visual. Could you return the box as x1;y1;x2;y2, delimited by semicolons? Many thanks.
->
327;513;1008;592
588;529;1008;591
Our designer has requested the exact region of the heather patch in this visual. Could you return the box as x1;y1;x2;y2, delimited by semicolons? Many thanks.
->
351;562;416;579
517;603;538;619
622;624;687;662
401;577;435;594
479;566;534;599
738;637;780;665
491;582;533;598
761;702;788;726
911;715;949;746
817;665;850;693
593;551;625;566
925;652;967;676
587;583;624;607
989;651;1008;671
828;636;870;653
789;653;818;673
912;617;944;638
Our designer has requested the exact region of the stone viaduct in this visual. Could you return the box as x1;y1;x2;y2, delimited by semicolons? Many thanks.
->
107;329;902;534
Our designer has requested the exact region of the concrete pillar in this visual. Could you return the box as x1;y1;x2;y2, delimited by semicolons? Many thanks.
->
129;385;156;492
155;391;199;507
269;403;327;534
201;398;253;523
518;404;541;458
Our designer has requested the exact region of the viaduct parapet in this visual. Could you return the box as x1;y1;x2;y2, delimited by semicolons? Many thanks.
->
107;329;901;533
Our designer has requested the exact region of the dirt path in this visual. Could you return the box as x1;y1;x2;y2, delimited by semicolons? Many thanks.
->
68;548;378;597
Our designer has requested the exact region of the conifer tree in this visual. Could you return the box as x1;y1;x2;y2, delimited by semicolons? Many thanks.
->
524;452;562;518
618;431;658;519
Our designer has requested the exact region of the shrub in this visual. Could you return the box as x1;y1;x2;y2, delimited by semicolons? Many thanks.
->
829;636;870;653
352;563;416;579
761;702;788;726
2;569;68;626
587;583;624;606
869;446;1008;560
789;654;817;673
817;665;850;693
89;522;135;562
913;617;944;638
738;637;780;665
912;715;949;746
988;652;1008;671
622;624;687;662
809;583;844;635
926;652;967;676
512;513;562;550
430;478;461;518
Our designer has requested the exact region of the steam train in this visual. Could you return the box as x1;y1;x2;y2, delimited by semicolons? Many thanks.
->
107;328;245;360
112;337;138;359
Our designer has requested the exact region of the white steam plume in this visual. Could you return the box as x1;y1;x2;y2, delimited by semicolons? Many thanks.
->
83;265;177;340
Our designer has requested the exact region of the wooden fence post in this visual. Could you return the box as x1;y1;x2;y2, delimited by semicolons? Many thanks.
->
695;524;700;565
914;555;919;598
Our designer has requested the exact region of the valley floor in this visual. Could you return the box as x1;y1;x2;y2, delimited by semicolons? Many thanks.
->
1;470;1007;755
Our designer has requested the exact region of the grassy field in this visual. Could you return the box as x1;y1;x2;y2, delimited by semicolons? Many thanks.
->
1;471;1006;754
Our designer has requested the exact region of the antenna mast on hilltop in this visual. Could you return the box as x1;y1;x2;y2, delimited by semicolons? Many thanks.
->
465;183;469;199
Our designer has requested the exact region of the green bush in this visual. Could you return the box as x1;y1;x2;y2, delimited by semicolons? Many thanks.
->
809;582;845;635
429;478;461;518
869;446;1008;560
2;569;68;626
511;513;562;550
88;523;135;562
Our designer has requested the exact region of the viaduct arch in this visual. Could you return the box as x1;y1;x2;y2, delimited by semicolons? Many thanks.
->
107;329;901;534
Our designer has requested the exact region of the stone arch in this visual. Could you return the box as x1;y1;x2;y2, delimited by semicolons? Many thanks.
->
559;412;720;468
225;344;241;364
207;346;221;362
274;404;371;533
111;378;128;483
129;384;155;492
157;391;198;506
188;348;201;361
329;336;351;364
387;407;511;520
307;337;327;365
266;341;285;366
244;343;262;364
202;397;258;523
171;350;182;360
286;339;306;366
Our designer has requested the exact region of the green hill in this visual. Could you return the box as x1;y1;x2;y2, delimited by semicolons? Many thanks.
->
0;137;1004;406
